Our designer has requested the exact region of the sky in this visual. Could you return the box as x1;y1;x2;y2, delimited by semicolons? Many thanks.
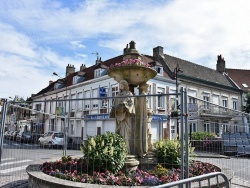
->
1;0;250;99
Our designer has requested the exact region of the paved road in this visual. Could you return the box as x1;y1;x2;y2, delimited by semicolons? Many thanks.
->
1;141;250;187
0;139;82;188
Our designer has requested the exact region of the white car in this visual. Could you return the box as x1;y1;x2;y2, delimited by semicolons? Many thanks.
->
38;131;66;148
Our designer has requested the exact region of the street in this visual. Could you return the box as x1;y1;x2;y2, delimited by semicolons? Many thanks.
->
0;139;82;187
1;139;250;187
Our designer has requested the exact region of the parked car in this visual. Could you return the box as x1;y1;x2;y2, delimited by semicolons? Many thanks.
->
4;131;11;139
5;131;14;139
67;137;82;150
31;132;43;143
16;131;32;143
10;130;20;141
38;131;66;148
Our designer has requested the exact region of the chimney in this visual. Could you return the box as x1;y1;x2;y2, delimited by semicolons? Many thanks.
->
153;46;164;57
49;80;53;85
95;57;102;65
66;64;75;76
216;54;226;73
80;64;86;71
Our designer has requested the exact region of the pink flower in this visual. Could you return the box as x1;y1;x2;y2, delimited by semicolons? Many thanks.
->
81;178;86;183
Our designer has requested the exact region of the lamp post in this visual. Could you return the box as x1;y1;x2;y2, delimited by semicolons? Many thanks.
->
53;72;67;156
174;64;182;138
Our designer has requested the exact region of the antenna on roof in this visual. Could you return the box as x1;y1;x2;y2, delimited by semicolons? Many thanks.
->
92;52;99;60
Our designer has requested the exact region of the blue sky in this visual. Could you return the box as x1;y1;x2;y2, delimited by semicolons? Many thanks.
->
1;0;250;99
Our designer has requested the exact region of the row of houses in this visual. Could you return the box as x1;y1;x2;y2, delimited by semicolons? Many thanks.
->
3;41;250;142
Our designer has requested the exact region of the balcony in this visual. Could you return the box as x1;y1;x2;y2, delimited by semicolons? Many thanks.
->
199;105;237;118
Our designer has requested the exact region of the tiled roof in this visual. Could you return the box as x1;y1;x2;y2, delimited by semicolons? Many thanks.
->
163;54;235;88
226;69;250;92
33;55;158;97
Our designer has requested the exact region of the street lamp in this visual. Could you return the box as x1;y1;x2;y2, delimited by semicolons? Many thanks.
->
174;64;182;138
53;72;68;156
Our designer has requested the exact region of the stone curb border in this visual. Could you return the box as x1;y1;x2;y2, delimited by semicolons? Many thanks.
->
26;162;233;188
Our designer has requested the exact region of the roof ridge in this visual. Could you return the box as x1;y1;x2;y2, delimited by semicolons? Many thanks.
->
226;68;250;71
164;54;218;72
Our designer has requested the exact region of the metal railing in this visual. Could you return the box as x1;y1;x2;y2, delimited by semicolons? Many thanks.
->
152;172;230;188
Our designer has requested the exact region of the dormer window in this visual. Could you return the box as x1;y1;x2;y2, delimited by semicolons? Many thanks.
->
155;66;163;75
94;69;101;78
54;83;64;90
73;75;84;85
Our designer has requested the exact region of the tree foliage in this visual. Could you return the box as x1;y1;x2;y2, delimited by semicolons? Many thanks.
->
242;92;250;114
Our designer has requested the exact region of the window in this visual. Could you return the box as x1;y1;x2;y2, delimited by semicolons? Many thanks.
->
54;83;63;90
214;120;219;136
64;95;68;113
92;89;98;108
157;87;165;108
222;121;229;133
112;85;119;104
155;66;163;75
112;85;119;97
73;76;78;84
233;100;237;110
204;121;210;132
57;98;62;107
73;75;84;84
77;92;83;110
171;126;175;134
97;127;101;135
71;94;76;111
222;97;228;111
188;97;198;112
203;95;210;109
84;90;90;110
94;69;101;78
242;83;248;87
189;122;197;133
35;103;42;111
100;87;108;108
49;119;55;131
70;122;74;135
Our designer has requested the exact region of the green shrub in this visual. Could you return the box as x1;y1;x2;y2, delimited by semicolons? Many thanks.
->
153;139;195;169
80;132;127;174
191;132;215;140
61;156;72;163
150;164;169;178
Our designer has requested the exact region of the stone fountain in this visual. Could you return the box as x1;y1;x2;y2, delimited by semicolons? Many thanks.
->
108;41;157;171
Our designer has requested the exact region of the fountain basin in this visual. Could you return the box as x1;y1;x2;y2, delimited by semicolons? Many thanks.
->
108;66;157;85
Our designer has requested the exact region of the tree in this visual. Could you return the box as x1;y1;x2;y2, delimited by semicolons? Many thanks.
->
242;92;250;113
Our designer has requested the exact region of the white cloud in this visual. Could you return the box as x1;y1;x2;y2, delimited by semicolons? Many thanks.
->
1;0;250;98
70;41;85;49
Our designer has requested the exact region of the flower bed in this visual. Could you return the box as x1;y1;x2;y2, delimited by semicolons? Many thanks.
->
107;59;153;71
40;158;220;187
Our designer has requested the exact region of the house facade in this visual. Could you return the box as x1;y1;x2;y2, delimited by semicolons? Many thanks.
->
225;68;250;132
30;41;176;143
24;41;247;142
153;48;245;136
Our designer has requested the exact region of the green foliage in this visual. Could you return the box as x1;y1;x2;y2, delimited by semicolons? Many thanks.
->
80;132;127;174
150;164;169;178
153;139;195;169
191;132;215;140
242;92;250;113
61;156;72;163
